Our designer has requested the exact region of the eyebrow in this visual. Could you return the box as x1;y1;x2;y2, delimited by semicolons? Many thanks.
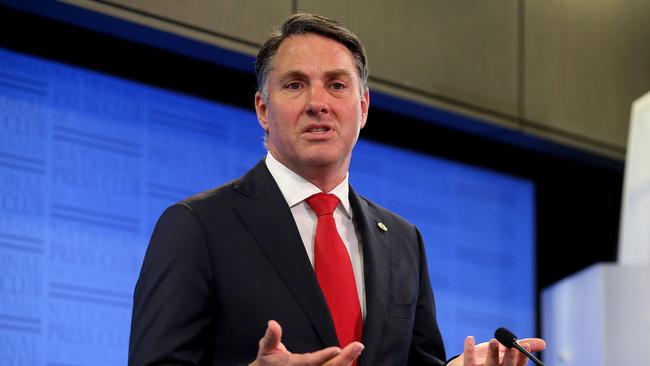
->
278;70;308;82
324;68;355;80
278;68;356;82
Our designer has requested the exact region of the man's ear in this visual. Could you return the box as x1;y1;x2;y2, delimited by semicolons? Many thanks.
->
255;91;269;131
360;88;370;129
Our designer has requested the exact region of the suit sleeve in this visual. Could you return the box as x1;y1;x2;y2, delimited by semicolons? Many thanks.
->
408;227;447;366
128;203;217;366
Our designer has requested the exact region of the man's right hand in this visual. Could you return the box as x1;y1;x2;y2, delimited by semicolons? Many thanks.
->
249;320;364;366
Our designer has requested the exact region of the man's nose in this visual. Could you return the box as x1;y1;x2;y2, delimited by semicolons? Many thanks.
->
305;85;329;117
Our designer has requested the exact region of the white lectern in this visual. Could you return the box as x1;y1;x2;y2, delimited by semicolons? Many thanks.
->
542;91;650;365
541;264;650;365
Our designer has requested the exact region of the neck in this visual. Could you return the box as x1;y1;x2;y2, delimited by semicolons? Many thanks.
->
299;168;346;193
268;152;348;192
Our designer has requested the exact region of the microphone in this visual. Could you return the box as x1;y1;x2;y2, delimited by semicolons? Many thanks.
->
494;327;545;366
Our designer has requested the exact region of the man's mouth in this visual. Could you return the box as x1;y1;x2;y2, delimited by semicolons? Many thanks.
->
307;127;329;133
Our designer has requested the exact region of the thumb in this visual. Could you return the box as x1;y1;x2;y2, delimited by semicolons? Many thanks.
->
258;320;283;356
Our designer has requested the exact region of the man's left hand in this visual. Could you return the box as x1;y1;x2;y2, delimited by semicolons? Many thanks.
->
448;335;546;366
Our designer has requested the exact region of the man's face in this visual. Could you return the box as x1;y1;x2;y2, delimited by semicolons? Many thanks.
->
255;34;369;181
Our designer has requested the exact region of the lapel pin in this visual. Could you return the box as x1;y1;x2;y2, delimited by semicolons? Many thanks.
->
377;222;388;232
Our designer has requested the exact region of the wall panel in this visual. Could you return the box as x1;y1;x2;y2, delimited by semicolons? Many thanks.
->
62;0;293;54
524;0;650;153
51;0;648;160
298;0;521;123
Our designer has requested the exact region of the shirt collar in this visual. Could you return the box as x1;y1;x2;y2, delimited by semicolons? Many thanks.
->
265;152;352;218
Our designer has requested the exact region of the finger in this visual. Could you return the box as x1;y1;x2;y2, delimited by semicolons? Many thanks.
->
503;346;519;366
513;343;527;366
288;346;343;365
484;339;499;366
326;342;364;366
469;341;491;362
463;336;476;366
517;338;546;353
258;320;283;356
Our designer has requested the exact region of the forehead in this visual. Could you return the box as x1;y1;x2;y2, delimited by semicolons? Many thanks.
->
271;34;358;77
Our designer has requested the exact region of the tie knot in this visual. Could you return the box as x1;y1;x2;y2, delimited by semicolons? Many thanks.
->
306;193;340;217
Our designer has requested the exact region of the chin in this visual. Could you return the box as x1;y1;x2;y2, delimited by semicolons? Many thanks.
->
300;152;347;169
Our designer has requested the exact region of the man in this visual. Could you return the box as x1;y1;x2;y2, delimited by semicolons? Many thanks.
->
129;13;545;366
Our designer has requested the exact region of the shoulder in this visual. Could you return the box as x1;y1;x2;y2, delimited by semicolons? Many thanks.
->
172;158;274;216
181;178;242;210
149;180;242;240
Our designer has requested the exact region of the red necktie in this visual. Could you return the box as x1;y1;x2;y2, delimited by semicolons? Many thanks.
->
306;193;363;349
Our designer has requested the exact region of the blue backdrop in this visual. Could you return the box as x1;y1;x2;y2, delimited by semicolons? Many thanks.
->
0;48;534;364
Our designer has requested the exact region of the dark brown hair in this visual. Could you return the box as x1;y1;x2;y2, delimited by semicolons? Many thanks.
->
255;13;369;99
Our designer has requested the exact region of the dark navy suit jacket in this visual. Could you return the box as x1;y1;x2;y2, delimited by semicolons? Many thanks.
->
128;160;446;365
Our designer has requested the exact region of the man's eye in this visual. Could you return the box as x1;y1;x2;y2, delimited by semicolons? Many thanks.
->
331;82;346;90
286;82;302;90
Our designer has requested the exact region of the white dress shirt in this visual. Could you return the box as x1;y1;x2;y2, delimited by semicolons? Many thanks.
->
265;152;366;317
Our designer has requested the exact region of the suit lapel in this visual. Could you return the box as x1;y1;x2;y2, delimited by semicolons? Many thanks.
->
232;160;339;347
349;187;390;366
231;161;391;358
